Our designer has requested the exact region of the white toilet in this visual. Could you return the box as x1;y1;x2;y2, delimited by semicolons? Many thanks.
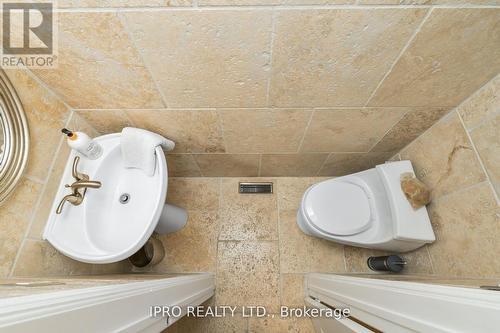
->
297;160;435;252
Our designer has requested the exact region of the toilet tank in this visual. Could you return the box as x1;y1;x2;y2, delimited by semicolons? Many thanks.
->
376;161;435;243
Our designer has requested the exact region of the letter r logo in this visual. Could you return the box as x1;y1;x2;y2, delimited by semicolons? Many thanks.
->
2;2;53;54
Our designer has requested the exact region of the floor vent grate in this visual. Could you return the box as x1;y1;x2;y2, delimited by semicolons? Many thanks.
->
239;182;273;194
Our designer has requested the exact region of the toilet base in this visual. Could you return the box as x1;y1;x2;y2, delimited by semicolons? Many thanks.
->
155;203;188;234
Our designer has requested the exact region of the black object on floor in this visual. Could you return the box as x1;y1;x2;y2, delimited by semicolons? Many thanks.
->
367;255;407;273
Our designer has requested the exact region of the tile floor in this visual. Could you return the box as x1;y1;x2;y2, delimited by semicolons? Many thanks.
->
156;177;434;332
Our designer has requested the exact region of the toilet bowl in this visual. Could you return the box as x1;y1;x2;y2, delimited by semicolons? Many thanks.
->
297;160;435;252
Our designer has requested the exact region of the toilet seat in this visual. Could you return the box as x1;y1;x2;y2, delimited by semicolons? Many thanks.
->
302;179;372;236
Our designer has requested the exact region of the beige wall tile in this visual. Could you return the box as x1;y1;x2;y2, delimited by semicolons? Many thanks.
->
317;152;393;176
283;0;354;3
301;109;407;152
248;317;314;333
371;107;450;152
458;74;500;130
400;112;486;198
127;110;225;153
5;69;70;181
281;274;305;307
260;154;328;177
0;179;42;277
200;0;353;4
269;8;427;107
199;0;281;4
277;177;329;211
166;178;220;211
217;241;280;313
195;154;260;177
369;8;500;107
68;111;100;138
390;153;401;161
12;240;93;277
123;11;272;108
154;211;219;272
470;113;500;197
29;143;70;239
219;109;311;153
32;12;164;109
358;0;500;4
219;178;278;240
58;0;192;7
427;183;500;278
167;154;202;177
76;110;134;134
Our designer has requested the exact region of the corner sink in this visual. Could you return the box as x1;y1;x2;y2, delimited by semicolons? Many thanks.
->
43;133;185;264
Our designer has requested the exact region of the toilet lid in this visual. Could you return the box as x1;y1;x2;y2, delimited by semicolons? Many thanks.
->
304;180;372;236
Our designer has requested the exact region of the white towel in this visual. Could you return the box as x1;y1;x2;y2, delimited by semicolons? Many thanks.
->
121;127;175;176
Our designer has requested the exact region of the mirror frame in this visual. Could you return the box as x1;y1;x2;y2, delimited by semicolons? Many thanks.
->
0;69;29;205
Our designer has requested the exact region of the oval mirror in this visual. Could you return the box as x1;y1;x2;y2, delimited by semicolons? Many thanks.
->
0;70;29;205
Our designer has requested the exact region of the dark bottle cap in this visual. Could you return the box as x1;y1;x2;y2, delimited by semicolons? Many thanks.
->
61;128;74;137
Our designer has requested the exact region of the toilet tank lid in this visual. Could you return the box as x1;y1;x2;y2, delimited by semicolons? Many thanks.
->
376;161;436;243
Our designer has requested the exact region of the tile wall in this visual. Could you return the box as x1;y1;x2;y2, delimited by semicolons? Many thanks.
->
21;2;500;177
396;74;500;279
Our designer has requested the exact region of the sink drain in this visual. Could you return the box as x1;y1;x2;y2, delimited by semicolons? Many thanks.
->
119;193;131;204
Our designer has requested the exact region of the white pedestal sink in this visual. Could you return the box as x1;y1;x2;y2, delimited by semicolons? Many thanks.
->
43;133;187;264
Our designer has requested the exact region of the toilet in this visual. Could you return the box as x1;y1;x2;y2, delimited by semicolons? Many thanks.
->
297;160;435;252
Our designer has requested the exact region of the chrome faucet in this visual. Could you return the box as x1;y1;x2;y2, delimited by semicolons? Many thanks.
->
56;156;102;214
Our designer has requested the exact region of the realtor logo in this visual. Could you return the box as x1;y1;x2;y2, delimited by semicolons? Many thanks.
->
1;1;57;68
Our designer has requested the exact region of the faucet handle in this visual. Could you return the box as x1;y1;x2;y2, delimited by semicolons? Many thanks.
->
71;156;89;181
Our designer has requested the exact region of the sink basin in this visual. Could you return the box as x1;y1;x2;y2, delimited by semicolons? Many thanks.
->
43;133;177;264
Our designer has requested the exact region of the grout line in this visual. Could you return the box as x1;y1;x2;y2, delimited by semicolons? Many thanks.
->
118;12;169;108
394;72;500;156
50;4;500;13
276;178;282;310
315;152;332;176
8;111;74;278
214;178;222;306
265;9;277;107
296;109;315;153
367;107;413;152
342;246;348;273
443;72;500;124
431;180;493;203
192;154;205;177
425;245;435;275
122;109;138;128
215;110;229;154
257;154;263;177
456;110;500;205
161;151;381;155
69;106;455;112
24;68;75;111
23;174;46;185
363;7;433;107
396;107;456;157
